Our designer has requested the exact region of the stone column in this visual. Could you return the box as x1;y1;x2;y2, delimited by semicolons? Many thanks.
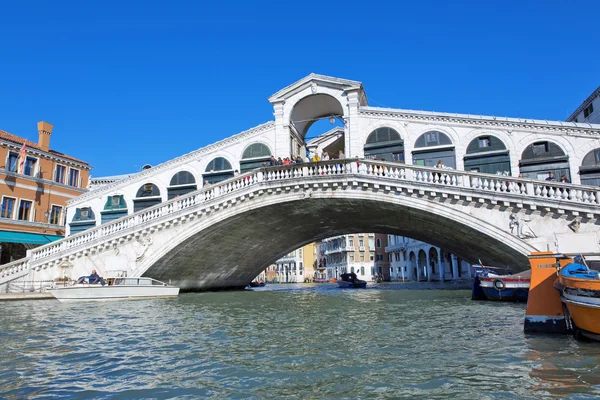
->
451;254;459;280
438;248;444;282
426;251;432;282
401;251;408;281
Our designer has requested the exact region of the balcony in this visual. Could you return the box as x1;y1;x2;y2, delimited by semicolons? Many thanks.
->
359;246;365;251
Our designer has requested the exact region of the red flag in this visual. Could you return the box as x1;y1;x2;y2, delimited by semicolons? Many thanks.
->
17;142;27;174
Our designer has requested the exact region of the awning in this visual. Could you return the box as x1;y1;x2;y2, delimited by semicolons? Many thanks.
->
0;231;63;245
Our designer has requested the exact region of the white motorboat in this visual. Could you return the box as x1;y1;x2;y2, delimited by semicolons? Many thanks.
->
48;276;180;302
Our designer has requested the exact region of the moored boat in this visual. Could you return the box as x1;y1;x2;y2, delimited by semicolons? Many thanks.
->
248;281;266;287
478;270;531;302
336;272;367;289
554;258;600;340
48;276;180;302
471;264;514;300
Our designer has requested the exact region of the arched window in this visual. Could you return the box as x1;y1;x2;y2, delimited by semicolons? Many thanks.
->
100;195;128;224
203;157;234;184
168;171;197;200
579;148;600;186
376;238;381;248
364;127;404;162
69;207;96;234
519;141;569;181
464;135;510;175
133;183;162;212
360;267;365;276
412;131;456;168
241;143;272;172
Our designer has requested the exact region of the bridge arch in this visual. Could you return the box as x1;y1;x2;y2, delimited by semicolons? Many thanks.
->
579;148;600;186
135;185;536;290
133;182;162;212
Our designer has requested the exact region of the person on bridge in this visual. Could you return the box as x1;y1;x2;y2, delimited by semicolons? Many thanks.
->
560;175;570;183
546;172;556;181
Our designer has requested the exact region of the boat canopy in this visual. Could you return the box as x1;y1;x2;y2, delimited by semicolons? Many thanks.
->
561;263;600;280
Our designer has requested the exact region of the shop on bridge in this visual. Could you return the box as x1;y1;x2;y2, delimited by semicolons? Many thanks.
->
133;183;162;212
239;143;271;173
463;135;511;175
412;131;456;168
203;157;234;185
363;127;404;162
578;148;600;186
519;141;570;181
167;171;197;200
69;207;96;234
100;195;127;224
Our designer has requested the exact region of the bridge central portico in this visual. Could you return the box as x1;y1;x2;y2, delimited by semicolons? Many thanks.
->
2;73;600;290
2;160;600;290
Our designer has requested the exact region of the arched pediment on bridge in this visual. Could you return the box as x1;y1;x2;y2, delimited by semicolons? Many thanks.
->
519;140;570;181
168;170;197;200
240;142;272;173
464;135;511;175
203;156;234;184
364;127;404;162
412;130;456;168
133;183;162;212
100;194;128;224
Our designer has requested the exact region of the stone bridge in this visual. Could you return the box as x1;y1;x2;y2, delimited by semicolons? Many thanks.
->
2;160;600;290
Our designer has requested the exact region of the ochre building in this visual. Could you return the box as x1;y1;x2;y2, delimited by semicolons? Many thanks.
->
0;122;91;263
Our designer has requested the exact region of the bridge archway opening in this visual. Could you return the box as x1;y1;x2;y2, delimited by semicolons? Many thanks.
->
168;171;197;200
519;141;570;181
290;94;345;159
240;143;272;173
464;135;511;175
412;131;456;168
133;183;162;212
203;157;234;185
364;127;404;162
579;148;600;186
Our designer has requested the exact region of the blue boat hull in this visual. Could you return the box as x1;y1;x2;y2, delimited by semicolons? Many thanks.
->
481;287;529;302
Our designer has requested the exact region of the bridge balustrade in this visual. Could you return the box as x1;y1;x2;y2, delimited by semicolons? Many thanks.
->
2;158;600;284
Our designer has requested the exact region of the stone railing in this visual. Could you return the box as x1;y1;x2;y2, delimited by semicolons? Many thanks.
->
2;158;600;282
0;258;30;285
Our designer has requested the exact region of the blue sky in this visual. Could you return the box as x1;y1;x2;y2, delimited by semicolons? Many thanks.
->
1;0;599;177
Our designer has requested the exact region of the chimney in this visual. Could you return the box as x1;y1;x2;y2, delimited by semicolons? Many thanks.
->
37;121;53;152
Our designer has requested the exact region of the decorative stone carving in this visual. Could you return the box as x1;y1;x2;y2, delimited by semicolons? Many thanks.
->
569;218;581;233
310;83;318;94
134;237;154;262
509;213;537;239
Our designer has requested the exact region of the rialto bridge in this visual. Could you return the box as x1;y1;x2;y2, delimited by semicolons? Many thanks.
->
2;74;600;290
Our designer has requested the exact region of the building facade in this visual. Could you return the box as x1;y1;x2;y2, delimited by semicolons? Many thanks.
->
567;86;600;185
273;242;316;283
385;235;472;282
0;122;91;263
318;233;377;282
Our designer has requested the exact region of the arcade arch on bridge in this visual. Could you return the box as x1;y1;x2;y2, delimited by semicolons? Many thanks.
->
464;135;511;175
203;157;234;185
168;171;197;200
133;183;162;212
69;206;96;234
579;148;600;186
412;131;456;168
519;141;570;181
363;127;404;162
100;194;128;224
240;143;272;173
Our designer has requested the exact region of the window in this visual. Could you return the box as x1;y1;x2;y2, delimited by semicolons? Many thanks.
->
425;131;438;143
368;238;374;249
1;197;16;218
55;165;66;184
349;253;354;262
360;253;364;262
532;142;548;156
18;199;33;221
584;103;594;118
595;150;600;164
392;152;404;162
50;205;63;225
376;238;381;248
7;152;18;172
170;171;196;186
80;207;91;218
205;157;232;172
360;267;365;276
370;253;374;261
349;238;354;247
24;157;37;176
359;238;364;247
478;137;490;148
69;169;80;187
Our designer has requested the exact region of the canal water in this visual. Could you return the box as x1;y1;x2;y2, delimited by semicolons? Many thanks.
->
1;283;599;399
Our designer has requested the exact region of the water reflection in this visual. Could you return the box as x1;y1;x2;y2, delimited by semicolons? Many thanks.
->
0;284;599;399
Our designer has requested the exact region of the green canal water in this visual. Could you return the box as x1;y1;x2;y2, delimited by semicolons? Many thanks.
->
1;283;599;399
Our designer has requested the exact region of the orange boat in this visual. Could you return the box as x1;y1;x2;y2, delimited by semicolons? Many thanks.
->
554;258;600;340
330;278;337;283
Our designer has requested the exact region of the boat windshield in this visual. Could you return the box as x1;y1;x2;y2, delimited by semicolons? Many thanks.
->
105;277;169;286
